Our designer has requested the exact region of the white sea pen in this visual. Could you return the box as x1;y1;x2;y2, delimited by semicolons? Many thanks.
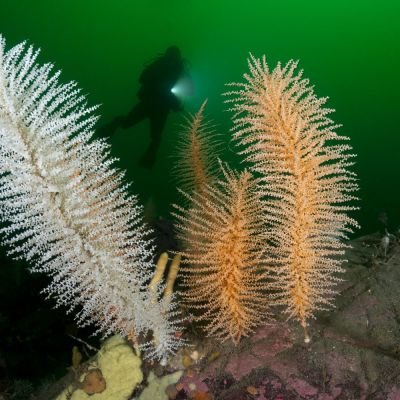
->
0;36;181;360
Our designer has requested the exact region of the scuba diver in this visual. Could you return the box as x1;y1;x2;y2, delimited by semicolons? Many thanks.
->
98;46;186;168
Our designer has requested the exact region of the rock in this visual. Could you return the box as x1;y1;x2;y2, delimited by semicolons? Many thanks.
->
187;233;400;399
138;370;183;400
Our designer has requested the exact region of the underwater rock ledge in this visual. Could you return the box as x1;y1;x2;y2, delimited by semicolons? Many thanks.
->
35;232;400;400
188;232;400;400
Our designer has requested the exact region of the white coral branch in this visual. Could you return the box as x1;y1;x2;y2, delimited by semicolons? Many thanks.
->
0;36;181;360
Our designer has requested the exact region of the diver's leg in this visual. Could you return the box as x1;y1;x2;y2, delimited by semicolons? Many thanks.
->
139;110;168;168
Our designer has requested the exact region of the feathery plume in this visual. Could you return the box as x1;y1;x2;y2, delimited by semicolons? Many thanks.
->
226;55;359;341
172;99;221;194
0;36;181;360
173;163;270;344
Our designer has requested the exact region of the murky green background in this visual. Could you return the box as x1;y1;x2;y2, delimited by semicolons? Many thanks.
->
0;0;399;236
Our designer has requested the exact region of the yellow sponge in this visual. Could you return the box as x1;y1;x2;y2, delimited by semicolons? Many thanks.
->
56;335;143;400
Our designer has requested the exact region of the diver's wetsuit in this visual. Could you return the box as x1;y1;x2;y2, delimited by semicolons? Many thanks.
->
99;46;184;168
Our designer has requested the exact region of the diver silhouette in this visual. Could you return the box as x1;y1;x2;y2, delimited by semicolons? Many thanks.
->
98;46;185;168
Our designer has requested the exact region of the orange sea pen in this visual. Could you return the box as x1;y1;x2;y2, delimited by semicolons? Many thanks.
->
226;55;359;341
173;164;270;344
172;99;221;195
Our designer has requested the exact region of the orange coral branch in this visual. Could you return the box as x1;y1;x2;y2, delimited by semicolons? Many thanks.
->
226;55;359;340
173;164;270;344
172;100;221;194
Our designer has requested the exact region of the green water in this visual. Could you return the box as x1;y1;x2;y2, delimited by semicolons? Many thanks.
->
0;0;399;237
